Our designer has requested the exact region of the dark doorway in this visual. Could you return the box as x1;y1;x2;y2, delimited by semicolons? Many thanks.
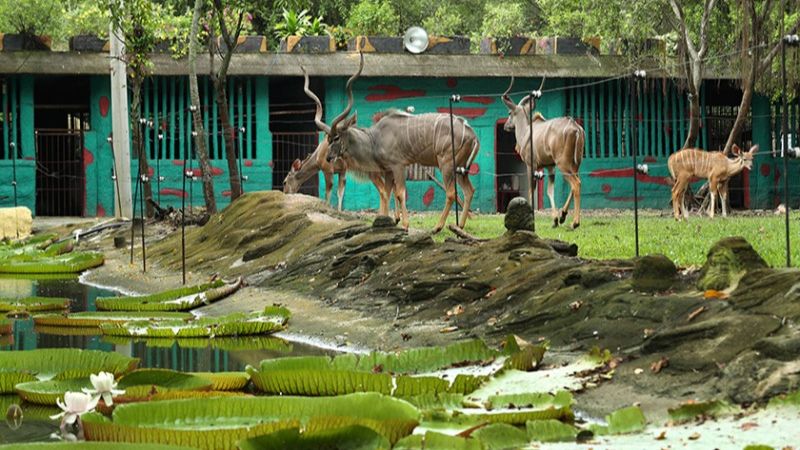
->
34;76;90;216
704;81;751;209
270;76;324;196
495;120;528;212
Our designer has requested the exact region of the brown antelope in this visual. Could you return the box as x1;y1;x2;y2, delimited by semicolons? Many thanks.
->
316;54;480;232
283;139;348;210
299;65;398;218
501;76;585;229
668;144;757;220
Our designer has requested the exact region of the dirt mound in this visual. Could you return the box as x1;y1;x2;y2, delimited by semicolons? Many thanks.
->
149;191;800;407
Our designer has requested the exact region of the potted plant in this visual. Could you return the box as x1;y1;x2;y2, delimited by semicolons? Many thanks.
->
277;9;334;53
65;1;111;52
345;0;403;53
555;37;600;55
0;0;59;51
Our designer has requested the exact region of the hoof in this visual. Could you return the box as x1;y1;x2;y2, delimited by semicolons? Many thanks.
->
432;226;443;234
552;218;559;228
559;210;568;224
571;222;580;230
394;217;401;225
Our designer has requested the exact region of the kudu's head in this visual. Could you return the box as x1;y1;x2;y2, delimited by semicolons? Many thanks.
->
282;158;305;194
302;55;364;163
731;144;758;171
501;76;545;133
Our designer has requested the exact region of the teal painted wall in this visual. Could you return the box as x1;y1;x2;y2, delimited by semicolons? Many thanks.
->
0;76;35;212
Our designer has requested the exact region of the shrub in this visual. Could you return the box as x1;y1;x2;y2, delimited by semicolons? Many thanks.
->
421;5;463;36
346;0;399;36
480;2;529;38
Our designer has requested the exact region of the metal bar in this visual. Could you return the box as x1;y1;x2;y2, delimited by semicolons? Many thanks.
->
449;94;460;226
781;8;792;267
632;73;642;257
599;79;606;157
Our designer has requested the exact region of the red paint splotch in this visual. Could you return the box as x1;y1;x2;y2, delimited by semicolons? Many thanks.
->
366;85;425;102
446;78;457;88
83;148;94;170
469;163;479;175
222;190;232;197
147;167;154;177
602;183;612;193
760;163;771;177
97;204;106;217
189;167;224;177
607;195;643;202
161;188;187;198
244;160;253;167
435;107;487;119
643;156;657;163
461;96;494;105
422;186;435;206
99;96;109;118
172;160;185;166
589;168;672;186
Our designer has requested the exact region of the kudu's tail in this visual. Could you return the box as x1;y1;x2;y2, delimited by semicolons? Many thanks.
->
573;127;585;168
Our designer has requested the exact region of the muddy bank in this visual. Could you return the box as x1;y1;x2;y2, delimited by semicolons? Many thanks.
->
76;191;800;416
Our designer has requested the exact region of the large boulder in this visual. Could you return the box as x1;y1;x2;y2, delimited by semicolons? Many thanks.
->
504;197;534;232
632;254;677;293
0;207;32;240
697;237;768;291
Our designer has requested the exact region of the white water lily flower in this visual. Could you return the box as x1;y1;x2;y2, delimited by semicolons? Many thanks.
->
50;391;98;425
82;371;125;406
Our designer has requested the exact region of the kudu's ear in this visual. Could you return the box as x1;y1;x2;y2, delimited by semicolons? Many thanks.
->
748;144;759;154
291;159;302;171
731;144;742;155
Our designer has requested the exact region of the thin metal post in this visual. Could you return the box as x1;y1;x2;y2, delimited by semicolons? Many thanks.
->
781;6;797;267
130;159;140;264
107;136;123;218
181;158;188;285
237;127;245;194
632;71;646;257
449;94;461;227
528;93;537;232
140;171;147;272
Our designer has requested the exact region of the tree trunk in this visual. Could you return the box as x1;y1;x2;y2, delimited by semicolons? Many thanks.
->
723;83;754;154
189;0;216;214
129;76;154;217
213;79;242;201
683;88;702;149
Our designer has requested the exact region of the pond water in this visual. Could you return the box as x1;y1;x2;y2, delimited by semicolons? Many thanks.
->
0;275;337;445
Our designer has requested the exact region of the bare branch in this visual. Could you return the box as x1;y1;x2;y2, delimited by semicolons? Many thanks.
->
697;0;718;59
669;0;698;60
759;14;800;73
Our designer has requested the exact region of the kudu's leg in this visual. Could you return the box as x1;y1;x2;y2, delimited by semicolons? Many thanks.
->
337;173;346;211
434;162;457;233
562;171;581;229
456;173;475;229
369;173;390;216
392;167;410;230
720;180;729;217
383;171;400;223
671;178;684;220
546;170;559;227
708;179;718;219
323;169;334;205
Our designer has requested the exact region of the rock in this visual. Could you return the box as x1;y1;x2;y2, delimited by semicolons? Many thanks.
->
697;237;768;291
372;215;397;229
504;197;534;232
753;333;800;361
632;254;677;293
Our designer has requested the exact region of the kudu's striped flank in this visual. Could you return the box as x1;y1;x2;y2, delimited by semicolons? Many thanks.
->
668;144;757;220
501;77;585;229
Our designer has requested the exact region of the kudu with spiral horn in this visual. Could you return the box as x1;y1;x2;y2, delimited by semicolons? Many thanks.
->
502;76;585;229
322;53;481;232
300;65;397;218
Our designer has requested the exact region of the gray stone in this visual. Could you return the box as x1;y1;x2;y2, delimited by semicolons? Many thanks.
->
504;197;534;232
632;254;677;293
697;237;768;291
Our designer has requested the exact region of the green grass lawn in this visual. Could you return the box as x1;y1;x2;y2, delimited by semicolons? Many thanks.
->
406;210;800;268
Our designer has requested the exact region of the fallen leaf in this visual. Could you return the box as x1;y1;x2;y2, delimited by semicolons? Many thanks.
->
486;317;498;326
446;304;465;317
655;430;667;440
634;368;644;375
651;356;669;374
569;300;583;311
440;326;459;333
703;289;729;300
643;328;656;339
687;306;707;321
740;421;758;431
484;288;497;298
688;432;701;440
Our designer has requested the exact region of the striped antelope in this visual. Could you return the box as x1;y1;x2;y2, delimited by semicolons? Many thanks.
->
320;54;481;232
298;67;397;217
668;144;757;220
501;77;585;229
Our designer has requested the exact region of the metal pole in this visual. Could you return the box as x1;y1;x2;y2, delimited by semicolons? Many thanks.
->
781;3;793;267
449;94;461;227
528;93;537;232
181;155;188;285
237;127;245;194
130;158;140;264
107;136;123;218
632;71;646;257
154;122;162;205
140;172;147;272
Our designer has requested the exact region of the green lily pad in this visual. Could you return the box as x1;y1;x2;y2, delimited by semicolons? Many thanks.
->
472;423;529;449
238;426;391;450
591;405;647;435
0;349;139;394
34;312;194;327
193;372;250;391
526;419;579;442
100;335;294;352
82;393;420;449
668;400;740;423
0;297;71;313
0;251;104;274
0;443;195;450
767;390;800;409
95;279;239;312
15;378;92;405
99;307;290;338
394;431;482;450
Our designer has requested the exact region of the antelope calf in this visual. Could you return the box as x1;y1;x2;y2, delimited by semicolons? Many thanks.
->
283;139;348;210
668;144;757;220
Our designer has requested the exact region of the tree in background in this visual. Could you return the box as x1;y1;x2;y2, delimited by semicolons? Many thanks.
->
345;0;399;36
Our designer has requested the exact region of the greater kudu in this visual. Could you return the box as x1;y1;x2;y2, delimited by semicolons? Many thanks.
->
282;138;348;210
319;54;480;232
299;66;396;217
668;144;757;220
502;77;585;229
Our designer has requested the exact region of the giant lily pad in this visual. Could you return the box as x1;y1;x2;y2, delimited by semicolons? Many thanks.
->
82;393;421;449
0;443;195;450
247;339;505;397
0;349;138;394
238;426;391;450
193;372;250;391
0;251;104;274
33;312;194;328
0;297;71;314
100;335;294;352
99;307;290;338
95;279;240;312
